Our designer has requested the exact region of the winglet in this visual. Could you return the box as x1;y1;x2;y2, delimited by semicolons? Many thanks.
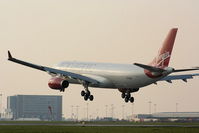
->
8;50;13;59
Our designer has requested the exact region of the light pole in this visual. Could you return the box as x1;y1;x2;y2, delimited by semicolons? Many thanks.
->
71;105;74;120
122;105;125;120
96;108;99;119
105;105;108;117
176;103;178;112
131;103;134;120
86;103;89;121
148;101;152;114
154;104;157;113
0;94;2;115
76;106;79;121
111;104;114;118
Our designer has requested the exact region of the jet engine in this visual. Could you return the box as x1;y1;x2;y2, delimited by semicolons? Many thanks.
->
48;77;69;91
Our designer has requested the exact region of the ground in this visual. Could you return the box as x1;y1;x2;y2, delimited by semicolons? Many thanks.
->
0;121;199;133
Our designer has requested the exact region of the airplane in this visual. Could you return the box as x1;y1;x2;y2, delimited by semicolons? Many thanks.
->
8;28;199;103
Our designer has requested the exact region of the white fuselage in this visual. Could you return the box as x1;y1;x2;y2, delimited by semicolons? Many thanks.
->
54;61;164;89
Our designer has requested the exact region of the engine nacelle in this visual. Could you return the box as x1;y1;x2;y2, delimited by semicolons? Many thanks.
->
48;77;69;90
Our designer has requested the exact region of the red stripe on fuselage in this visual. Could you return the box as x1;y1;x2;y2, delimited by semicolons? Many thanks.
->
144;69;163;78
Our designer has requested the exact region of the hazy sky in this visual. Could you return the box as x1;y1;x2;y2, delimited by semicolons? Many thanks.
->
0;0;199;119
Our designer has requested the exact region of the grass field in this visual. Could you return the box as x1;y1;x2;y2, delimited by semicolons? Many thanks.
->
0;125;199;133
0;121;199;133
1;121;199;125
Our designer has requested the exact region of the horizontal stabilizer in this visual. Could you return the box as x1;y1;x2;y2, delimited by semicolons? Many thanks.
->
134;63;165;72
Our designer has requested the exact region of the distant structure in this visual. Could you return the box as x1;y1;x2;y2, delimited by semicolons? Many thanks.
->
137;112;199;122
7;95;62;121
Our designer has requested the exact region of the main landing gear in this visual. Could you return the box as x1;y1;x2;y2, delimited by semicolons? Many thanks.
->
81;90;94;101
118;88;139;103
121;92;134;103
80;82;94;101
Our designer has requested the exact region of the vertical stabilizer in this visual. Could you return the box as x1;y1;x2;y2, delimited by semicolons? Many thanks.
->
150;28;178;68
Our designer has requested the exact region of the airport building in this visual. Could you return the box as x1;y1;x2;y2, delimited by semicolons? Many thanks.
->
7;95;62;121
137;112;199;122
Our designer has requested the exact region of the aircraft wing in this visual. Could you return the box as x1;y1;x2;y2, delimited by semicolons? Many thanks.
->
7;51;99;85
159;74;199;83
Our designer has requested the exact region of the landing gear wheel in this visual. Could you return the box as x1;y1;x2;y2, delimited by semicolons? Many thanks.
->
84;95;89;101
129;97;134;103
121;93;125;99
81;90;85;96
89;95;94;101
125;97;129;103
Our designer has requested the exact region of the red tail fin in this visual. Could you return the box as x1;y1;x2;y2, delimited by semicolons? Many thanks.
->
150;28;178;68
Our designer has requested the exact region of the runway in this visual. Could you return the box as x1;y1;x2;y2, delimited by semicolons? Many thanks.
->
0;122;199;127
